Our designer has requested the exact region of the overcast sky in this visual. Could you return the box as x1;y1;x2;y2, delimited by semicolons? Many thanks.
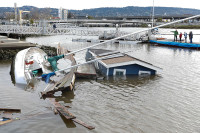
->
1;0;199;10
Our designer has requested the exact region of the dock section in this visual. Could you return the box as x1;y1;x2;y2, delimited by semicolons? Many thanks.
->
0;35;36;49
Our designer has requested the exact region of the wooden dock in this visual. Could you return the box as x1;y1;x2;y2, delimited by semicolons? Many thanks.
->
75;63;97;79
0;35;36;49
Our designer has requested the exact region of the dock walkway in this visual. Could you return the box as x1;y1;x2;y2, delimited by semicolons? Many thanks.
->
0;35;36;49
150;39;200;48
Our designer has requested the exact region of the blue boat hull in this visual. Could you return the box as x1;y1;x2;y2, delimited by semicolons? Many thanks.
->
149;40;200;48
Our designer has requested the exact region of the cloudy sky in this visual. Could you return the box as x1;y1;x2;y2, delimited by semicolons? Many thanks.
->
1;0;199;10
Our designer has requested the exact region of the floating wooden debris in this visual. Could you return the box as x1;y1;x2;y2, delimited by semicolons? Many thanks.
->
0;108;21;126
49;98;75;119
49;98;95;130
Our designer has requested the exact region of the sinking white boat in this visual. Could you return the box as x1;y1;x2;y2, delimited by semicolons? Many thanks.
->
14;47;51;84
13;47;76;96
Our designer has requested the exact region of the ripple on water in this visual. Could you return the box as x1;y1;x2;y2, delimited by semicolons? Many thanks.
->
1;31;200;132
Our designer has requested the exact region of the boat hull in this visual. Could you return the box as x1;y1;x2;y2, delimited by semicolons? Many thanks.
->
14;47;48;84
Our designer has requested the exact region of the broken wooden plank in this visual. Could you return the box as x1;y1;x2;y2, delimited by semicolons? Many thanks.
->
72;118;95;130
0;108;21;126
0;108;21;113
48;98;95;130
49;98;75;119
0;119;13;126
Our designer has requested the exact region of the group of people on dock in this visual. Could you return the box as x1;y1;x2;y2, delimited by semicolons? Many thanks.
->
173;30;193;43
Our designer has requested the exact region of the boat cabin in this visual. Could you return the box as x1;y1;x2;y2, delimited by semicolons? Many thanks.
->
86;48;161;76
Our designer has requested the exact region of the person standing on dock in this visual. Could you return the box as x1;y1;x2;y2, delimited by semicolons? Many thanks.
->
179;32;183;42
173;30;178;42
189;31;193;43
184;32;187;43
53;24;56;30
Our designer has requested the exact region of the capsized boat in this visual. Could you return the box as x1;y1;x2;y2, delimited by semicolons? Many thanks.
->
13;47;76;96
14;47;51;85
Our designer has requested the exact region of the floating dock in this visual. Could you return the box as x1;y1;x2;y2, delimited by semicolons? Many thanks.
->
0;35;36;49
150;40;200;49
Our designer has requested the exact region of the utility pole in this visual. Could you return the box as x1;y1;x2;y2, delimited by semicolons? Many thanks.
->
152;0;155;27
14;3;18;22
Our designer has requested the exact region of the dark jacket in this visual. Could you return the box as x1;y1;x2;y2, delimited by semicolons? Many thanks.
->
189;32;193;39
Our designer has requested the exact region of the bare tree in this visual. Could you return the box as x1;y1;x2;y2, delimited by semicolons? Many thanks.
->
30;8;40;20
5;12;15;20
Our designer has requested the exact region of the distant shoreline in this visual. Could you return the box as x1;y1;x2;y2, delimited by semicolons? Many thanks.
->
162;25;200;29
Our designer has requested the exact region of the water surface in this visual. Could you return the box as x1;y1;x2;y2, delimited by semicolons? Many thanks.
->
1;28;200;133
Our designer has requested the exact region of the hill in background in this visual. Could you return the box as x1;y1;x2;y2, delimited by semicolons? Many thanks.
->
1;6;200;18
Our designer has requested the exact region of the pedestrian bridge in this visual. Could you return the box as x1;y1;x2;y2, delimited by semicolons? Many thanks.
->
0;25;108;36
0;25;144;41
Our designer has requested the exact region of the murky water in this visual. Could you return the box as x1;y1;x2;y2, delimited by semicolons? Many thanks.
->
1;28;200;133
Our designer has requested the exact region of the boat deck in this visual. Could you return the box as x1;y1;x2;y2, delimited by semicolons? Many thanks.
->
41;47;77;97
75;63;97;79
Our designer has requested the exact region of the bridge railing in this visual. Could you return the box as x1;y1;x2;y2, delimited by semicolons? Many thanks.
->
0;25;109;36
0;25;43;35
0;25;144;40
43;27;106;36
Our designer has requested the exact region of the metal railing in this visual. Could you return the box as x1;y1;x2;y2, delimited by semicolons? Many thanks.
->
0;25;144;41
0;25;107;36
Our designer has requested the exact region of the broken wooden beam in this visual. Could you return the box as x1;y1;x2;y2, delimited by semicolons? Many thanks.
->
0;108;21;113
0;108;21;126
48;98;95;130
0;119;13;126
49;98;75;119
72;118;95;130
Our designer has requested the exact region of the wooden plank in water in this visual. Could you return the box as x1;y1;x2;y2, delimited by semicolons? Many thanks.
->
0;108;21;126
0;119;13;126
73;118;95;130
0;108;21;113
48;98;95;130
49;98;75;119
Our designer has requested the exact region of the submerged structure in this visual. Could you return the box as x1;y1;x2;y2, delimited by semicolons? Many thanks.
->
86;48;161;76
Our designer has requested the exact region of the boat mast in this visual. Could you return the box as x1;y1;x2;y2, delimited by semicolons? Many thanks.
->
152;0;155;27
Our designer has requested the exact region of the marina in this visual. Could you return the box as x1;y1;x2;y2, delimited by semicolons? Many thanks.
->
1;26;200;132
1;1;200;132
